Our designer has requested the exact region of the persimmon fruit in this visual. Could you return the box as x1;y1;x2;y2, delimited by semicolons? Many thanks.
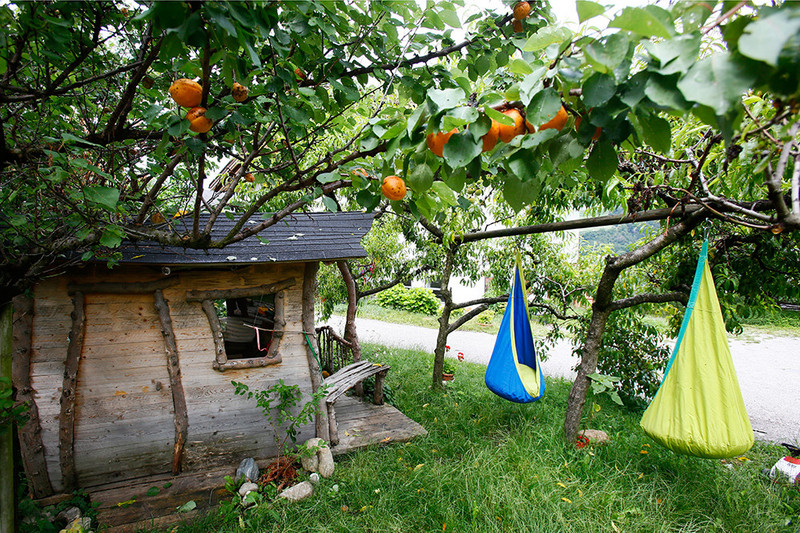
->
426;128;458;157
538;105;568;132
482;119;501;152
381;175;407;201
186;107;213;133
513;1;531;20
497;109;525;143
169;78;202;108
231;82;248;103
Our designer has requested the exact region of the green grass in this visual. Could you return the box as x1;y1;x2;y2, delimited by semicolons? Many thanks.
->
148;344;799;533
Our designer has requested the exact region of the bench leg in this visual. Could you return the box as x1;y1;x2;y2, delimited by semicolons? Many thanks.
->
373;371;387;405
327;403;339;446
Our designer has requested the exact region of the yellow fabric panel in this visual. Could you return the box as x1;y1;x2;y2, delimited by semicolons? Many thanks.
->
640;262;753;459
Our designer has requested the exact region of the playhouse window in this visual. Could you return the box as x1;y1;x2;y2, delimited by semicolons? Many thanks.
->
218;296;276;360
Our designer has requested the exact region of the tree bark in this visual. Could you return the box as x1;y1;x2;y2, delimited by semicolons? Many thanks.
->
432;247;456;390
1;302;13;533
337;261;361;362
563;210;708;442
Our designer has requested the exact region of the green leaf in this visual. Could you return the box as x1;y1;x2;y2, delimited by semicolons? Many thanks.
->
637;111;672;153
316;172;340;184
442;131;482;168
508;58;534;75
584;33;630;73
502;175;540;212
738;9;800;66
644;74;688;110
522;26;573;53
321;196;339;212
84;186;120;211
504;149;539;183
99;226;124;249
519;67;547;106
438;8;461;28
485;106;515;126
176;501;197;513
525;88;562;126
146;487;161;497
443;106;479;129
582;73;616;107
61;132;101;147
645;33;701;75
576;0;605;23
430;181;457;206
586;140;618;182
427;88;466;114
609;6;674;39
677;52;756;114
408;163;434;192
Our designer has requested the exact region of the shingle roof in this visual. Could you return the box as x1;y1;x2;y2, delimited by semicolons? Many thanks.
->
118;211;374;266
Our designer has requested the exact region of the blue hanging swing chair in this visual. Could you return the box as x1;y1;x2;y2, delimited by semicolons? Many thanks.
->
485;255;545;403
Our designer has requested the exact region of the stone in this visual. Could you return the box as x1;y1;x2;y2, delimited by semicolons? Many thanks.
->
317;443;335;478
238;482;259;498
301;438;322;472
59;517;91;533
56;506;82;524
579;429;610;444
236;457;259;482
309;473;320;484
279;481;314;502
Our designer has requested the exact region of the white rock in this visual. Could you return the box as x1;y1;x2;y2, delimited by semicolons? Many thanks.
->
238;482;259;497
309;473;320;484
317;443;335;478
279;481;314;502
579;429;610;444
302;438;322;472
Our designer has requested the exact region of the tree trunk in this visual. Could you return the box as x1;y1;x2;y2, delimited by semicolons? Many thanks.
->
563;211;707;443
1;302;14;533
432;248;455;390
336;261;361;362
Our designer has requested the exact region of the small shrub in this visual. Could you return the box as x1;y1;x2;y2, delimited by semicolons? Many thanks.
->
476;308;495;326
374;284;440;315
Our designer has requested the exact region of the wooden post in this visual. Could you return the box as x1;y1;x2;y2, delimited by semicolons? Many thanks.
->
302;262;329;442
200;300;227;368
11;295;52;497
373;370;387;406
153;290;189;475
59;291;85;492
1;301;14;533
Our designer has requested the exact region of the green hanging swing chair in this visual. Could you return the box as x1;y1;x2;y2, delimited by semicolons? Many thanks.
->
640;239;754;459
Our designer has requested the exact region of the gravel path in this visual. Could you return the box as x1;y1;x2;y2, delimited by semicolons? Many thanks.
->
324;316;800;445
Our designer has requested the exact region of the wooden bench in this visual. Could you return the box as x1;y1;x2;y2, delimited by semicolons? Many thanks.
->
322;360;390;445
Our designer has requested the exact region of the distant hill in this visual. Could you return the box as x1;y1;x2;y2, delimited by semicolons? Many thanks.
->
579;220;660;254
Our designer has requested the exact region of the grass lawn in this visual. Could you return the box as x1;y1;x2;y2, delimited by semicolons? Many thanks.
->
151;344;799;533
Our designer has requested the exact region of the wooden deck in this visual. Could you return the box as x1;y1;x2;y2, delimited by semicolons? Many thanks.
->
77;396;426;532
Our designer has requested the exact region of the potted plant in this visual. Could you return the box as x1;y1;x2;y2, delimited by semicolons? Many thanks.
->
442;359;456;381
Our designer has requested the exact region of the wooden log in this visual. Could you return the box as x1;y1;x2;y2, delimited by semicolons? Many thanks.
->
153;290;189;476
184;278;295;302
303;262;329;442
211;357;282;371
373;370;387;406
11;294;53;498
1;302;13;533
199;300;227;367
327;404;339;446
67;277;178;295
59;291;86;492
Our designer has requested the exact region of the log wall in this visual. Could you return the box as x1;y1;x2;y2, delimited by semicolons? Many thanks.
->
26;262;316;493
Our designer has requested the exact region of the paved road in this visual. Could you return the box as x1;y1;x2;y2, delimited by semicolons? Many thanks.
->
324;316;800;446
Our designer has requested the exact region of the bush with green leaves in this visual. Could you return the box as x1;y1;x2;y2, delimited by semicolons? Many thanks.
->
374;285;440;315
572;309;671;411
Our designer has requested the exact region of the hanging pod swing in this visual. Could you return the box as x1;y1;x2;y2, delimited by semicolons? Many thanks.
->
485;253;545;403
640;239;753;459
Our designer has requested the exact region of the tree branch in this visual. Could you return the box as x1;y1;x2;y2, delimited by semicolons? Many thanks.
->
608;291;689;312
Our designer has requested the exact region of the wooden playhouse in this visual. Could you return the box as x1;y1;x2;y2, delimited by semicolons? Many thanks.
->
12;211;426;528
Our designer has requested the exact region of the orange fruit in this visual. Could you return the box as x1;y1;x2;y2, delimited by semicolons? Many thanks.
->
295;68;306;80
186;107;213;133
151;212;166;224
381;175;407;201
575;115;602;140
513;1;531;20
538;105;568;132
169;78;202;108
481;119;501;152
244;173;255;182
231;82;248;103
497;109;525;143
426;128;458;157
513;19;524;33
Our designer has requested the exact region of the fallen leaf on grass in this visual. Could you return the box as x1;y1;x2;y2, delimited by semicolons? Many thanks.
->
561;497;572;503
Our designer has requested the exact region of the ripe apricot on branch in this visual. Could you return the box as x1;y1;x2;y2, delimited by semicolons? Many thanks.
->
232;82;248;102
295;68;306;80
186;107;213;133
482;119;501;152
426;128;458;157
513;1;531;21
575;115;602;140
538;106;568;132
498;109;525;143
169;78;202;108
381;175;407;201
244;173;255;182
